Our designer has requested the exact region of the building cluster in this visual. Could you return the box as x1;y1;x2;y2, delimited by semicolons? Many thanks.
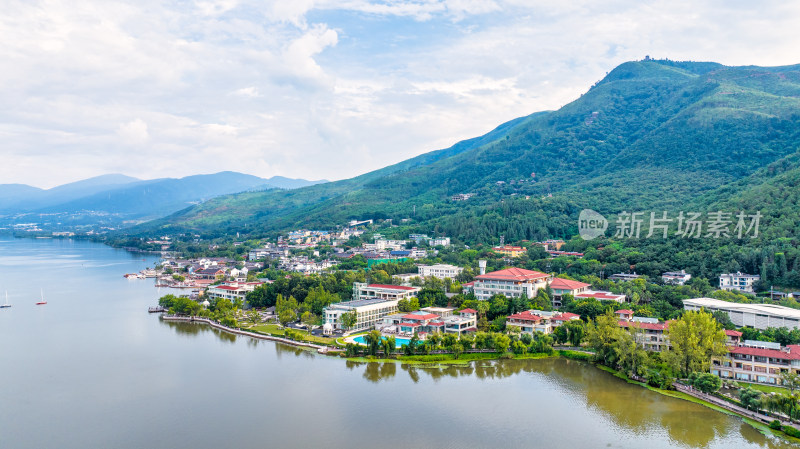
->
712;339;800;386
506;310;581;335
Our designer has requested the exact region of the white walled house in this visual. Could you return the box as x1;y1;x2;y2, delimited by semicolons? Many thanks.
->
418;264;463;280
473;268;552;301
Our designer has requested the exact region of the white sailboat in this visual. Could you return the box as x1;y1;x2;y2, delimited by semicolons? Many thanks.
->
0;291;11;308
36;288;46;305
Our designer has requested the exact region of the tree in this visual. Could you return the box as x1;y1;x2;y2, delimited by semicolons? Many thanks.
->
614;328;648;377
248;309;261;326
363;330;382;356
494;334;511;353
586;310;623;366
567;321;585;347
301;311;316;334
781;371;800;393
276;294;298;327
739;387;763;412
381;336;396;357
693;373;722;394
417;287;448;308
340;310;357;331
665;310;727;377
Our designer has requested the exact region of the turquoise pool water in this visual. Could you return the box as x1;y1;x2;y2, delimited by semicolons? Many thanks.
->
352;335;411;348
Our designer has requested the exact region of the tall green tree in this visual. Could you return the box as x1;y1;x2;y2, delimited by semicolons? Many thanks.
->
665;310;727;377
586;310;623;367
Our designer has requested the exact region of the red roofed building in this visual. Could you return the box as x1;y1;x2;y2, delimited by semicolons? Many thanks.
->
574;290;626;303
617;319;670;352
615;309;634;320
473;268;552;301
492;245;527;258
207;281;265;301
713;342;800;385
549;278;591;307
506;310;582;335
725;329;743;346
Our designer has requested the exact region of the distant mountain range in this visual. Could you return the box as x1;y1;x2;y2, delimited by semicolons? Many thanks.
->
0;172;326;229
132;59;800;243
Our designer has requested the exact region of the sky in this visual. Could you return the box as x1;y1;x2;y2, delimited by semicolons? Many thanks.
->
2;1;800;188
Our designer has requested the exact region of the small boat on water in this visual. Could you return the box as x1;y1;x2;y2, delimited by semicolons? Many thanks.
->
1;291;11;309
36;288;47;305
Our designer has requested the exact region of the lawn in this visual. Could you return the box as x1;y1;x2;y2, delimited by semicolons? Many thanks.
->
248;323;337;346
736;381;789;394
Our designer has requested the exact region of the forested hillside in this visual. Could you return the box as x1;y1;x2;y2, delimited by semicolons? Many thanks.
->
138;59;800;247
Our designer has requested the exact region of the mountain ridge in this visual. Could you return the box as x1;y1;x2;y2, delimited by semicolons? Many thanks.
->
128;59;800;242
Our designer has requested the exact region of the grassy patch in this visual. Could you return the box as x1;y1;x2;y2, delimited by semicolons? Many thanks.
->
736;381;788;394
248;324;337;346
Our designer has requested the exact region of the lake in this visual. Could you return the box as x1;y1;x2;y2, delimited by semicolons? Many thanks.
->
0;237;795;448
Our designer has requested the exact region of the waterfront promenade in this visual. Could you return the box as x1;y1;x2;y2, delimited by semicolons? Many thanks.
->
674;383;799;431
161;315;330;352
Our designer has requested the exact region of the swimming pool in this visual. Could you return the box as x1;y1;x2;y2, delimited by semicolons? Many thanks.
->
352;335;411;348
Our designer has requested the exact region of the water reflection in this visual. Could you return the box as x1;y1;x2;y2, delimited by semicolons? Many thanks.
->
157;318;796;449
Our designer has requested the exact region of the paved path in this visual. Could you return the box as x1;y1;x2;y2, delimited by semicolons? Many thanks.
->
161;315;330;352
674;383;798;429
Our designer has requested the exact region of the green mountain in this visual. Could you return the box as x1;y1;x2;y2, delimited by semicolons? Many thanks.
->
136;59;800;243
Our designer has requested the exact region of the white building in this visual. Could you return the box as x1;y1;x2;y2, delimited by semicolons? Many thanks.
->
662;270;692;285
473;268;552;301
418;264;463;280
352;283;421;302
719;272;760;294
428;237;451;247
206;282;264;302
683;297;800;330
324;298;400;332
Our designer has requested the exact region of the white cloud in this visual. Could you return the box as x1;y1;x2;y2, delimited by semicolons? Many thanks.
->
117;119;150;144
1;0;799;188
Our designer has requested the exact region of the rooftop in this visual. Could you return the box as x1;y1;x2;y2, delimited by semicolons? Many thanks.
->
684;297;800;319
333;298;397;308
366;284;418;291
728;345;800;360
476;267;550;282
508;311;543;322
549;278;591;290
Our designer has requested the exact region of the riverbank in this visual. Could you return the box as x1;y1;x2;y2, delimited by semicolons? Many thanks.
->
161;315;332;353
160;313;800;443
595;364;800;444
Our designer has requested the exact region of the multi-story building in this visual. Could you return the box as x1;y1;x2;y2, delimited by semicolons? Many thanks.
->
473;268;552;301
608;272;645;282
418;264;463;280
505;310;581;335
206;282;265;302
719;272;760;293
428;237;451;247
573;290;627;303
549;278;591;307
617;319;669;352
683;297;800;330
352;283;421;302
662;270;692;285
492;245;527;258
324;298;401;332
712;341;800;385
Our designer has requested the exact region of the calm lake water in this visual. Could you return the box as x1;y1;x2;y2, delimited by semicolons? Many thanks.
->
0;237;795;448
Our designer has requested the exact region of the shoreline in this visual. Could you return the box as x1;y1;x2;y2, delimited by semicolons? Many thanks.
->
160;313;800;444
161;315;332;353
